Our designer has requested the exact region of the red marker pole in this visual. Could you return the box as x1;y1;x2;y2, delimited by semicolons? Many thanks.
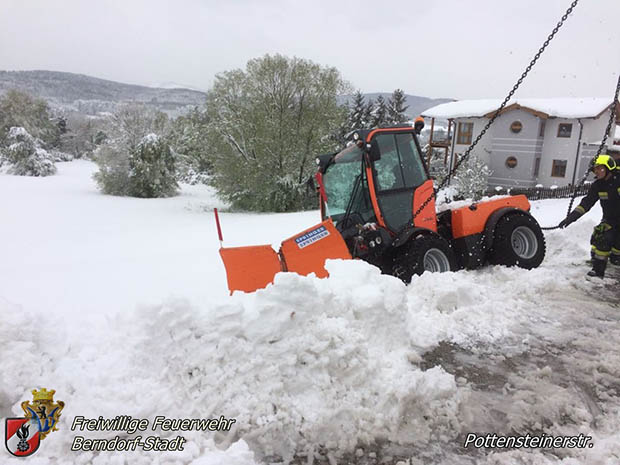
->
213;208;224;247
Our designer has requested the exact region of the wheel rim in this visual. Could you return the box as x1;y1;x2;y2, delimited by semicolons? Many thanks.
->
511;226;538;259
423;248;451;272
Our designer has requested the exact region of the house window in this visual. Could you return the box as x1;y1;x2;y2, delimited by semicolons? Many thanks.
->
534;158;541;176
551;159;567;177
539;120;546;137
510;121;522;133
457;122;473;145
557;123;572;138
505;156;518;168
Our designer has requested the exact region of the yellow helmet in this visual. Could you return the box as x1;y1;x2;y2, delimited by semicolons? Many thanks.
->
593;154;616;171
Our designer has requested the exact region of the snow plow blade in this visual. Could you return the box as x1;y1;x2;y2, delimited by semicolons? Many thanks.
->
220;219;351;293
219;245;283;293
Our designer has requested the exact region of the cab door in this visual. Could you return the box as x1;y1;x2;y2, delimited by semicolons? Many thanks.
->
370;132;432;233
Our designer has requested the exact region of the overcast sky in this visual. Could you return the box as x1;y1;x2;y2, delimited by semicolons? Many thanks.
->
1;0;618;100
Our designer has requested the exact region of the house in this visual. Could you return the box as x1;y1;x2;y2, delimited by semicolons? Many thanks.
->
421;98;619;188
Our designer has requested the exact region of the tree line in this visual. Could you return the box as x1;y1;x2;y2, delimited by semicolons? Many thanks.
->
0;54;412;211
345;89;409;132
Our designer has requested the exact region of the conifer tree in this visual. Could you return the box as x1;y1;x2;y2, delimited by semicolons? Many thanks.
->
1;126;56;176
373;95;388;128
363;99;374;129
387;89;409;125
347;91;366;131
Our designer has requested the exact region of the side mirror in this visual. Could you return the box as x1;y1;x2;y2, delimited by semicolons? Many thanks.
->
414;117;425;135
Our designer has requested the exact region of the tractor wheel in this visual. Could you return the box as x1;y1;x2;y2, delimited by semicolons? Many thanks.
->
489;212;545;269
391;234;457;283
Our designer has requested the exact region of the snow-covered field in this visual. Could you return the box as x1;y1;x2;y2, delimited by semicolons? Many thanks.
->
2;161;620;464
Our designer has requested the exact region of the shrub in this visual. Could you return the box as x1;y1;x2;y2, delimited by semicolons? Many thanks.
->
93;133;177;198
92;144;132;195
128;134;178;198
1;127;56;176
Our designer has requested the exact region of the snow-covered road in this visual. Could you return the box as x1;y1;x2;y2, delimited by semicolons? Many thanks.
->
2;161;620;464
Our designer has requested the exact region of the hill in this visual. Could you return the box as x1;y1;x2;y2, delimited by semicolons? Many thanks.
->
0;70;454;119
0;70;207;116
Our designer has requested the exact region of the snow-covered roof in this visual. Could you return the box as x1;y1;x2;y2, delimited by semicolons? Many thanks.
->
422;97;614;119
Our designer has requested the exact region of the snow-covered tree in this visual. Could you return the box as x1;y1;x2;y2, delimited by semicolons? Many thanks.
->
128;134;178;198
363;98;374;129
387;89;409;125
59;113;106;159
106;104;168;154
91;144;131;195
451;155;492;201
93;105;177;197
206;54;350;212
93;133;177;197
0;90;60;148
347;91;366;131
372;95;388;128
425;146;450;180
1;126;56;176
169;107;211;184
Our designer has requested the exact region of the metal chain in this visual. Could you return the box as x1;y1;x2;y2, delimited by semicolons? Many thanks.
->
411;0;580;223
564;74;620;217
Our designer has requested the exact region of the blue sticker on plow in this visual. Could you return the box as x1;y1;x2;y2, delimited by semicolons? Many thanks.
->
295;225;330;249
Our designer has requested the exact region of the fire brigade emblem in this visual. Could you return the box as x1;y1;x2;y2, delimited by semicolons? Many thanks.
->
5;388;64;457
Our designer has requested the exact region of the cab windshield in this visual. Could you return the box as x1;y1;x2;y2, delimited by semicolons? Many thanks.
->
323;143;373;225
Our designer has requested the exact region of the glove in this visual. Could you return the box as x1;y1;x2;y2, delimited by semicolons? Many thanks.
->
559;210;581;228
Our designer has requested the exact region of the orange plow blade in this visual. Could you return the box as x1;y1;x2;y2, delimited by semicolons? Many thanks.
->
219;245;283;293
219;220;351;293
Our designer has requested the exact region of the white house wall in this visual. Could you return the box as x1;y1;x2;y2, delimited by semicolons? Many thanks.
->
536;118;578;186
449;107;614;189
488;110;542;188
575;111;615;183
537;113;610;187
452;117;492;168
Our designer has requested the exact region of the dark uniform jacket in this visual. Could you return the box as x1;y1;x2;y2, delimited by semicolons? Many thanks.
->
577;172;620;227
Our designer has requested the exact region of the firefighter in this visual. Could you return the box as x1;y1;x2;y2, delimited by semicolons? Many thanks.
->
559;154;620;277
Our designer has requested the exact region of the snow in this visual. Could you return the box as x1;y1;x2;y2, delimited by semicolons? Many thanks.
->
8;126;29;137
141;132;160;145
2;161;620;464
422;97;612;119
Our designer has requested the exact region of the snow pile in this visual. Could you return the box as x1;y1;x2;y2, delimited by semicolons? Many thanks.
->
2;261;468;464
134;260;466;461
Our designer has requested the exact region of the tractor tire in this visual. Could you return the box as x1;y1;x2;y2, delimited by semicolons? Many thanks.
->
489;212;545;269
391;234;457;283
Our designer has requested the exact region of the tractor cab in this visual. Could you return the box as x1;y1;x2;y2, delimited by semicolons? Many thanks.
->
316;127;438;261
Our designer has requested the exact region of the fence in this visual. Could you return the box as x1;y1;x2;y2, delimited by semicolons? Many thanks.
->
486;183;591;201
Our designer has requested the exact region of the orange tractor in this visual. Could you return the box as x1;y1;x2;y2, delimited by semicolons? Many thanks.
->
218;125;545;293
